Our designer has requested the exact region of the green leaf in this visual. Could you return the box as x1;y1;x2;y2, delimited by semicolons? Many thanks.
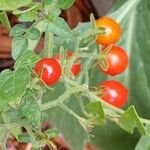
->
135;135;150;150
13;3;41;15
0;69;12;76
48;8;61;20
19;11;37;22
85;101;105;126
146;125;150;134
41;112;49;121
45;128;59;138
44;17;72;37
0;101;8;112
58;0;75;10
0;68;31;104
85;101;104;117
18;133;31;143
0;0;32;10
118;106;147;135
12;36;28;60
26;28;40;40
10;24;26;36
0;11;10;29
42;0;53;6
137;136;150;150
21;104;41;126
14;50;40;69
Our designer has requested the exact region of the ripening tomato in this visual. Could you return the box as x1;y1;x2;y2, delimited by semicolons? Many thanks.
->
99;80;128;108
96;16;122;46
98;45;128;76
34;58;61;85
55;51;81;76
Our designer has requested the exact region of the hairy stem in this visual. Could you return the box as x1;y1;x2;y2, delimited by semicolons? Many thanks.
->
43;31;54;57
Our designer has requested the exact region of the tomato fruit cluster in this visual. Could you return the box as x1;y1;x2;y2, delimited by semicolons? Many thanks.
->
34;16;128;108
96;16;128;107
34;51;81;86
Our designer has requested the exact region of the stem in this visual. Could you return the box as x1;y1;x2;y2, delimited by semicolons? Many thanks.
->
0;119;27;129
59;103;81;120
41;90;70;111
46;140;57;150
37;88;44;105
59;103;93;132
43;31;54;57
79;53;99;59
26;126;37;146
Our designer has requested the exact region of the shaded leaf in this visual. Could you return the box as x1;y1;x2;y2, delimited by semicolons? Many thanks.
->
10;24;26;36
0;0;32;10
45;128;59;138
26;27;40;40
18;133;31;143
58;0;75;10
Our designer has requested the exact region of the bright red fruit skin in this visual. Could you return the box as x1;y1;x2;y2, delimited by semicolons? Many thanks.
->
98;45;128;76
96;16;122;46
34;58;61;85
99;80;128;108
55;51;81;76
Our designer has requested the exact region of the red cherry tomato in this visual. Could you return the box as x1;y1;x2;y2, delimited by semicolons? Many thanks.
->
99;80;128;108
98;45;128;76
96;16;122;46
55;51;81;76
34;58;61;85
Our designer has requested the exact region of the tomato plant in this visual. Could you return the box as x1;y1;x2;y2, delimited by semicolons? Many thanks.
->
96;16;122;46
34;58;62;85
99;80;128;108
98;45;128;76
55;51;81;76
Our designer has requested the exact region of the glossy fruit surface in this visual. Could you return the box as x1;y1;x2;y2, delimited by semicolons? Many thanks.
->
55;51;81;76
99;80;128;108
98;45;128;76
96;16;122;46
34;58;61;85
